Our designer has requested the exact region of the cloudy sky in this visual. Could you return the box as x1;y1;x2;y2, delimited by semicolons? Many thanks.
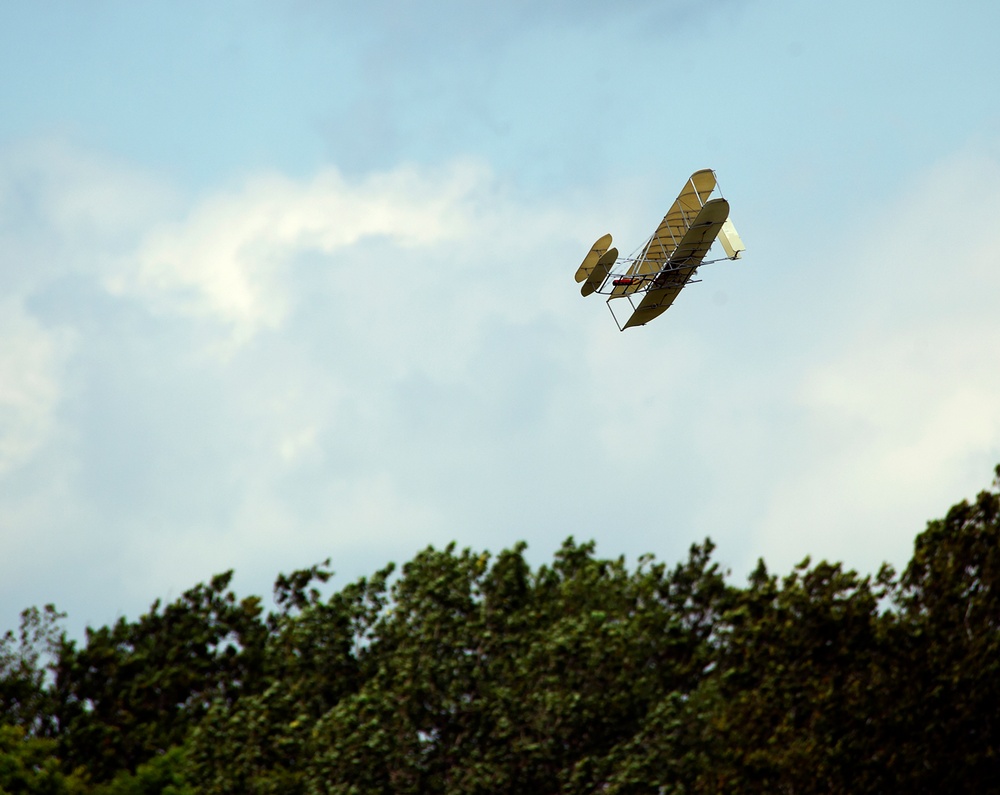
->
2;0;999;636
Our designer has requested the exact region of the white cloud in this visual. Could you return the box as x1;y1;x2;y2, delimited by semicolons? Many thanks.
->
3;137;1000;639
0;139;174;478
0;143;621;633
109;159;494;342
0;303;71;475
748;147;1000;574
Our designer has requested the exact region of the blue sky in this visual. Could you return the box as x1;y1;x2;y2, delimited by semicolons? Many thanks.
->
2;0;1000;636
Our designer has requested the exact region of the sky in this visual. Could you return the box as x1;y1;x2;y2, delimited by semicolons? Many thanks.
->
2;0;1000;638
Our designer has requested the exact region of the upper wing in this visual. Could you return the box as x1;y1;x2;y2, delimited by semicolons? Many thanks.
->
574;233;613;283
609;169;717;298
619;198;730;330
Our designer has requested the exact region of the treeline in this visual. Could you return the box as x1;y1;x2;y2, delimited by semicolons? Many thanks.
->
2;466;999;794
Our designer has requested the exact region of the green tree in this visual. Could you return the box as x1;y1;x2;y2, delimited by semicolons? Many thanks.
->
702;558;889;793
89;746;193;795
881;463;1000;791
186;561;393;795
0;605;65;736
53;571;268;782
297;539;732;794
6;462;1000;793
0;723;83;795
653;463;1000;794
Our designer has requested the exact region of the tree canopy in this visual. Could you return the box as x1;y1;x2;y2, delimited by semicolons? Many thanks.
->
2;465;999;794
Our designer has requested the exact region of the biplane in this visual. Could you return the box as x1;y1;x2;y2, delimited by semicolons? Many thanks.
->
574;169;745;330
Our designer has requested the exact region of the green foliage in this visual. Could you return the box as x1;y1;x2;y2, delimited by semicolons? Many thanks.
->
0;724;83;795
53;572;267;782
194;538;733;794
883;463;1000;790
185;562;393;795
89;747;192;795
705;559;889;792
1;463;999;793
0;605;65;736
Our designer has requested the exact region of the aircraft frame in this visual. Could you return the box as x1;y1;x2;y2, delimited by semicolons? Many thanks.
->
574;169;745;330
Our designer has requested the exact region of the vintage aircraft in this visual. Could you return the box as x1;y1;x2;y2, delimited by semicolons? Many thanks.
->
574;169;745;330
